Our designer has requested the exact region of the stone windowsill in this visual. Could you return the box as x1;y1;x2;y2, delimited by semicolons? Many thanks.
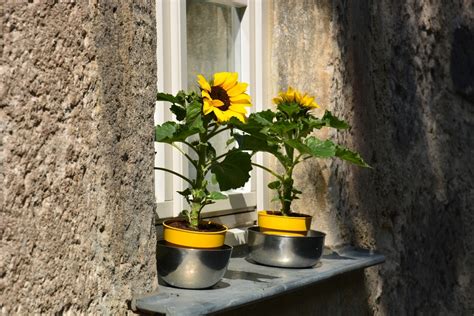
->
131;241;385;315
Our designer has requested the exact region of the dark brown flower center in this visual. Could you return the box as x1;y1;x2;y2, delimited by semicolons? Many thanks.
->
210;86;231;111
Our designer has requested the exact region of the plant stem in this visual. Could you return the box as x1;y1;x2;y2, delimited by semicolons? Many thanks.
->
154;167;194;186
171;143;198;169
208;126;231;139
280;128;296;216
187;125;210;230
182;140;200;155
280;167;294;216
251;162;283;180
190;201;202;229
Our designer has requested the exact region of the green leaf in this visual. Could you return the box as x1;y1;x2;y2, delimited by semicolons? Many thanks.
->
157;92;179;104
155;122;177;142
230;111;274;133
284;139;312;155
191;189;206;199
155;122;200;143
335;146;371;168
177;188;192;197
305;117;325;130
250;110;275;126
227;116;245;127
305;137;337;157
271;121;299;135
211;151;252;191
277;102;300;117
292;188;302;194
321;111;350;129
188;115;205;133
176;90;188;104
210;173;218;185
267;180;281;190
208;192;228;200
186;100;202;122
175;126;198;142
170;104;186;121
179;209;189;217
226;137;236;147
204;142;217;160
234;134;279;155
184;100;205;133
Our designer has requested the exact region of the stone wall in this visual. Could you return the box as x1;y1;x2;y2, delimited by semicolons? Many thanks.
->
2;0;472;314
271;0;473;314
1;1;157;314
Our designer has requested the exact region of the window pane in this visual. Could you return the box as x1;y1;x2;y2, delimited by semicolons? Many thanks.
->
186;0;240;87
186;0;247;194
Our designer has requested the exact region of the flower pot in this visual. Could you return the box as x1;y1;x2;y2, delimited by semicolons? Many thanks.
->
157;240;233;289
158;220;232;289
247;226;325;268
163;219;228;248
258;210;312;236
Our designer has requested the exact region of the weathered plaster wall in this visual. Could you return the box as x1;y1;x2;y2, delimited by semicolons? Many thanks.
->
271;0;473;315
1;1;157;313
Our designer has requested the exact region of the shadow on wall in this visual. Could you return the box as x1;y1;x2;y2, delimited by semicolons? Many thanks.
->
269;0;374;314
324;0;473;314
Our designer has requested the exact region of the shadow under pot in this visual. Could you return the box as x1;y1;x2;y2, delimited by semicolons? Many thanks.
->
157;219;233;289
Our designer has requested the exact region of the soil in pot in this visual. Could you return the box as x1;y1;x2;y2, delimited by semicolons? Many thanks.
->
166;220;226;232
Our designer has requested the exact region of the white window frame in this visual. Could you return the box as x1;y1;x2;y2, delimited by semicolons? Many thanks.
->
155;0;269;225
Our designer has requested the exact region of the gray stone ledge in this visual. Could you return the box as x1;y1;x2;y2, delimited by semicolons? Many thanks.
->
132;247;385;315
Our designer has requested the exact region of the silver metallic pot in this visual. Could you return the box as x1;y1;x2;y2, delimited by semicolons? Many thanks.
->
156;240;233;289
247;226;325;268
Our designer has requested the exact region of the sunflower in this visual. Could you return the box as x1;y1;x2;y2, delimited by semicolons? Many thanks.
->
273;87;319;109
197;72;252;123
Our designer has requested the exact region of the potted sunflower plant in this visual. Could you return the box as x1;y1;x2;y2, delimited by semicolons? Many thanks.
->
155;72;252;288
232;87;370;267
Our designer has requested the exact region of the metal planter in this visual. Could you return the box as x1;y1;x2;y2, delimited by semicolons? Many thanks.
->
247;226;325;268
157;240;233;289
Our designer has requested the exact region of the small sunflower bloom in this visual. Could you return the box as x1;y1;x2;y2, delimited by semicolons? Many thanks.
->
197;72;252;123
273;87;319;109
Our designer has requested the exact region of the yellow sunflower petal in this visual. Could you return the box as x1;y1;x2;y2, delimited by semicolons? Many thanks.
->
222;72;238;90
227;82;248;97
278;92;288;103
203;99;213;115
309;101;320;108
230;93;251;104
273;96;283;104
197;74;211;92
229;104;248;114
300;95;312;105
229;111;246;122
202;90;211;99
212;107;227;123
213;72;229;87
211;99;224;107
295;91;303;103
287;88;297;102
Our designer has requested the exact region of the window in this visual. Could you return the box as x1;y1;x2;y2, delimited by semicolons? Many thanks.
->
155;0;269;227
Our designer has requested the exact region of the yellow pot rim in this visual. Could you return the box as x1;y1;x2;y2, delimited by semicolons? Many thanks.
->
162;219;228;248
258;210;312;233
